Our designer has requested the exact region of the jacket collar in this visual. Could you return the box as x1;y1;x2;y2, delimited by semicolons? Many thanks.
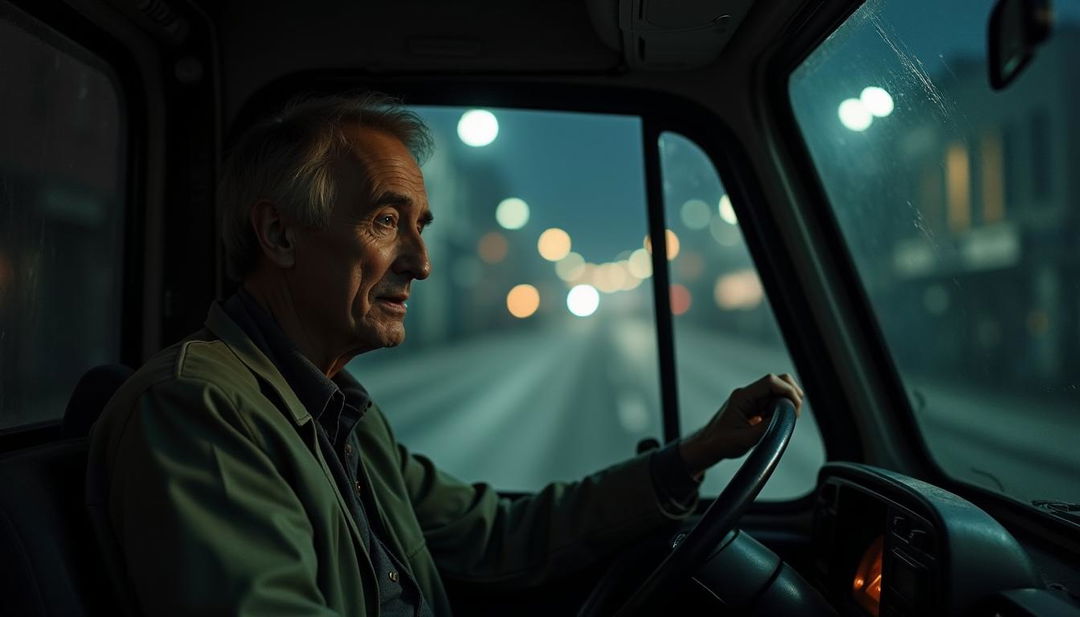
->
204;302;373;567
204;301;312;427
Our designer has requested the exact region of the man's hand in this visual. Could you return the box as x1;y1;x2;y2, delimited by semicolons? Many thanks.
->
678;374;804;478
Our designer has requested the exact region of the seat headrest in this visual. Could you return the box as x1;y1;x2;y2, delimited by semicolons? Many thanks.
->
62;365;133;439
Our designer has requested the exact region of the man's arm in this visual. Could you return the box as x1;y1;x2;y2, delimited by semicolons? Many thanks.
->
100;378;340;617
399;442;684;589
385;373;802;589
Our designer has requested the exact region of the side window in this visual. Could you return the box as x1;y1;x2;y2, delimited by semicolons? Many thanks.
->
658;132;825;500
348;108;662;490
0;9;126;430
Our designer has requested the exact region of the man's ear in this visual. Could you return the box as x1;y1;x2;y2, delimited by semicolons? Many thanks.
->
249;200;296;268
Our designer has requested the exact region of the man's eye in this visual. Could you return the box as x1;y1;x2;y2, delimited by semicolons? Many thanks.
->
376;214;397;228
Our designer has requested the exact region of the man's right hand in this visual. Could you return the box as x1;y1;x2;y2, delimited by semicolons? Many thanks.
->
677;373;804;478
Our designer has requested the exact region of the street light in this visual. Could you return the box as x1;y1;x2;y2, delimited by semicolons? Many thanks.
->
860;86;895;117
457;109;499;146
567;284;600;317
839;86;894;131
495;197;529;230
839;98;873;131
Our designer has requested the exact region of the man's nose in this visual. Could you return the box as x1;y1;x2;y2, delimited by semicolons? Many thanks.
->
394;231;431;280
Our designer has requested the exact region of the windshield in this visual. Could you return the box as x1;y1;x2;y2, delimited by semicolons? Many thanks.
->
790;0;1080;505
347;108;826;497
349;108;661;490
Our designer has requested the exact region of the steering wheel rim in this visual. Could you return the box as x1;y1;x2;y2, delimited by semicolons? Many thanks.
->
578;398;798;617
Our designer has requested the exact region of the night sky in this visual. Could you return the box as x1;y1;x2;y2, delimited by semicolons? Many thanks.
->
415;107;648;264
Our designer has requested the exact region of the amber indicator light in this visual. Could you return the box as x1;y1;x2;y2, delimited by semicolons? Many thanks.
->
852;535;884;616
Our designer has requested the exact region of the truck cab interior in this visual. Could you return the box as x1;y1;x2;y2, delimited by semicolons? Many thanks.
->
1;0;1079;615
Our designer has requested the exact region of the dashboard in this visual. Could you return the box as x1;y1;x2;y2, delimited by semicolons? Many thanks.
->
811;463;1077;617
689;462;1080;616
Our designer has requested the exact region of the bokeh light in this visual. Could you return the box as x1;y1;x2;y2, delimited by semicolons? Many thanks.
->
594;262;629;294
620;271;644;291
839;98;873;131
643;229;680;260
555;252;586;282
718;195;737;225
537;228;572;261
680;199;712;230
576;263;598;287
457;109;499;146
860;86;894;117
627;248;652;279
495;197;530;230
506;284;540;318
714;270;764;310
670;284;692;315
567;284;600;317
478;231;508;264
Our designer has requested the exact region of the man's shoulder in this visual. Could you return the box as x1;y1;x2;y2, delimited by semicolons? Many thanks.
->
174;333;261;392
97;329;262;428
128;329;257;394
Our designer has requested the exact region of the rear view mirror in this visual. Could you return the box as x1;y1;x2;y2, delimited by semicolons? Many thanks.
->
988;0;1053;90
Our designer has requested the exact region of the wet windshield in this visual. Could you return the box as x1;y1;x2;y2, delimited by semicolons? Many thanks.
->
790;0;1080;505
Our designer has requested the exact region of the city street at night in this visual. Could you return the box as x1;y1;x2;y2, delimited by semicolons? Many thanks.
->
353;316;1078;506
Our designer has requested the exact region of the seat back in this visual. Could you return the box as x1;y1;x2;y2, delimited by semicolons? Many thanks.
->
0;364;131;616
62;365;135;439
0;440;114;616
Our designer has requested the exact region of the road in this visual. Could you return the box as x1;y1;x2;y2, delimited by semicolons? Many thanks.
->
347;316;1079;505
347;316;822;499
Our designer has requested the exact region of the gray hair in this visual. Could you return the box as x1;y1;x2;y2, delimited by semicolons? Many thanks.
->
219;93;434;281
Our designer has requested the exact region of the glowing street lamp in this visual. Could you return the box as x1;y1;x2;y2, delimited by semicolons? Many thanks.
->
537;228;572;262
838;98;873;132
495;197;529;230
839;86;894;131
457;109;499;147
506;284;540;318
718;195;737;225
567;284;600;317
860;86;894;117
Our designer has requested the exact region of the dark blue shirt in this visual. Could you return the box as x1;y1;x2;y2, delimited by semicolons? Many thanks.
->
225;290;431;617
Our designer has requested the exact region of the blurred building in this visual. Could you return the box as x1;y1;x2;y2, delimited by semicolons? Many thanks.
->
865;26;1080;394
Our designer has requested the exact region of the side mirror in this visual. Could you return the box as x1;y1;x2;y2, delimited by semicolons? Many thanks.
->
988;0;1054;90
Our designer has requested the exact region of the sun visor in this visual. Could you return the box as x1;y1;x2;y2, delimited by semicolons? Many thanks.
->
587;0;755;70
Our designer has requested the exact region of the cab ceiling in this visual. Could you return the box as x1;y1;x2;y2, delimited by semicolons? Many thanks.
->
194;0;809;125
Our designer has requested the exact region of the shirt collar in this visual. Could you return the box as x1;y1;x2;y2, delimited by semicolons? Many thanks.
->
223;289;366;437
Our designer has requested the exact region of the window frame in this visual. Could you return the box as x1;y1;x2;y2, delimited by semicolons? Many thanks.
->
764;0;1080;548
231;78;859;510
0;0;146;447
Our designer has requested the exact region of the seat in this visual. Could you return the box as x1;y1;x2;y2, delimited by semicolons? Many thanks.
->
0;364;131;616
62;365;135;439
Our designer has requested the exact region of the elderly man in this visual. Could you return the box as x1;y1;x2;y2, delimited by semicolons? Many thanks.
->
87;94;803;617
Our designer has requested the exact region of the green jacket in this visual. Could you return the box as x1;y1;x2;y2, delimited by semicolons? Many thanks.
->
87;303;688;616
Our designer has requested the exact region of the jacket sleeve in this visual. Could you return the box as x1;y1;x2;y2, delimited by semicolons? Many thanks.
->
388;413;692;588
102;377;339;617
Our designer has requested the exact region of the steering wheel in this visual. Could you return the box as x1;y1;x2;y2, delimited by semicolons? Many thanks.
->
578;398;798;617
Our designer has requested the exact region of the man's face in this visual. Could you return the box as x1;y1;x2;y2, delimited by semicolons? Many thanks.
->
288;127;432;356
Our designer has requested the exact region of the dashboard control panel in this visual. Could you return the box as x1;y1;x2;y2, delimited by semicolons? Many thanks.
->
812;464;1041;617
